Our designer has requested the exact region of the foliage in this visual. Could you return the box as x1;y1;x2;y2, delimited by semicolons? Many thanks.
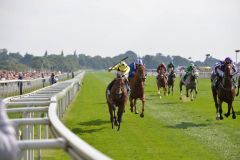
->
0;48;220;71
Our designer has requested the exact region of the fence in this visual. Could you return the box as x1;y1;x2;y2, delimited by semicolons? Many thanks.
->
3;71;111;160
0;71;79;98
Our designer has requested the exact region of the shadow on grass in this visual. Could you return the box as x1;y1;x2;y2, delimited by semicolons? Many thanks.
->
78;119;109;126
166;122;208;129
235;111;240;115
160;102;179;105
71;127;105;135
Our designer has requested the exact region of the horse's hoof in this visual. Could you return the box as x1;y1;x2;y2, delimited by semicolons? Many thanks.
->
114;121;119;126
191;98;193;101
220;116;224;120
180;97;182;100
224;113;229;118
232;114;236;119
135;111;139;114
130;108;133;112
216;117;220;120
140;113;144;118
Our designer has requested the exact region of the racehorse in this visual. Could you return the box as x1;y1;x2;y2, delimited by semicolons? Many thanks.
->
167;69;176;95
129;65;146;117
180;69;198;101
157;69;168;99
106;77;128;130
212;63;236;120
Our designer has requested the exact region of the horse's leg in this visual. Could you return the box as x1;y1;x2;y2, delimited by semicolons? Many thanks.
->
180;83;183;100
232;104;236;119
164;86;167;96
157;79;160;95
129;96;134;112
190;89;194;101
211;87;219;119
224;102;231;118
218;100;224;120
236;86;240;96
140;99;145;118
134;99;138;114
117;105;124;131
108;104;114;129
172;84;174;96
159;88;162;99
186;87;189;97
113;106;118;126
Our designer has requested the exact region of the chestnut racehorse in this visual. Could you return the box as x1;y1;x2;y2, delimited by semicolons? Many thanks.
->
129;65;146;117
157;69;168;99
106;76;128;130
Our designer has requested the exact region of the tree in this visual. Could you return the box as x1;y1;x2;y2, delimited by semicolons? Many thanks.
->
61;50;64;57
44;50;48;57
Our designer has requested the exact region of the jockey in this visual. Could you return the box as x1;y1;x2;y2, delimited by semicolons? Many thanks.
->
167;61;175;73
157;63;167;74
157;63;167;79
107;61;131;97
212;57;237;87
128;58;144;79
183;63;196;81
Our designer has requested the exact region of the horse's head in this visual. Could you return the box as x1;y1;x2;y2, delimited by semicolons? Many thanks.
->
225;63;233;77
170;70;176;78
136;65;146;82
191;69;199;78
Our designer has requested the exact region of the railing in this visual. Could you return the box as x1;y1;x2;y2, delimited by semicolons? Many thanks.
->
3;71;111;160
0;71;79;98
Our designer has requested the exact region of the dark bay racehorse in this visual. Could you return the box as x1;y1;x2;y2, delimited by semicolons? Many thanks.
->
129;65;146;117
106;77;128;130
180;69;198;101
212;63;236;120
168;70;176;95
157;69;168;99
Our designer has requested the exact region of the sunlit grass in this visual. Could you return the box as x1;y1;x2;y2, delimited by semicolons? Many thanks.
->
44;72;240;160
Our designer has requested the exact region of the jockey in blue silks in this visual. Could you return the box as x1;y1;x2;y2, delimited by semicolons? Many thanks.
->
212;57;237;88
128;58;144;79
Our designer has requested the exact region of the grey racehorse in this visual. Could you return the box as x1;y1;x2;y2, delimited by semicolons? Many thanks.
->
180;69;199;101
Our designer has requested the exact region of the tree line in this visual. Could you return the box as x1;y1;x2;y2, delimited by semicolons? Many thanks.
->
0;48;220;71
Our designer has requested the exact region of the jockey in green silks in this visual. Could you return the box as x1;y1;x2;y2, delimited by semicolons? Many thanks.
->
183;63;196;81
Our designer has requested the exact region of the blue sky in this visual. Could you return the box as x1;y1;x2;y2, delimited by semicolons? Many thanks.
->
0;0;239;61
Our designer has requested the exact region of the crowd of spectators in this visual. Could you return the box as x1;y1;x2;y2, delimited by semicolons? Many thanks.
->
0;70;61;81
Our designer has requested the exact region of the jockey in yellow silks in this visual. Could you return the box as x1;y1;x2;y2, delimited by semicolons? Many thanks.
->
107;61;130;97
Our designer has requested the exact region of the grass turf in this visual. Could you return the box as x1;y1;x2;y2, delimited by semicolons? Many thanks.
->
43;72;240;160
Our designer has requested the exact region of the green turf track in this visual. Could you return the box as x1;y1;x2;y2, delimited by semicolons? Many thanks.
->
44;72;240;160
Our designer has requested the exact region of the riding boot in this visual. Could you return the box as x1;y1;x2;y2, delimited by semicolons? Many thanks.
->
215;77;221;89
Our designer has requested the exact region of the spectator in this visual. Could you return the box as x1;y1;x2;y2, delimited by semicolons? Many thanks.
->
50;73;56;85
17;72;23;95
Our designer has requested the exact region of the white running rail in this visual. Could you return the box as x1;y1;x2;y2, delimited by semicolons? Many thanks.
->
0;72;75;98
3;71;111;160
